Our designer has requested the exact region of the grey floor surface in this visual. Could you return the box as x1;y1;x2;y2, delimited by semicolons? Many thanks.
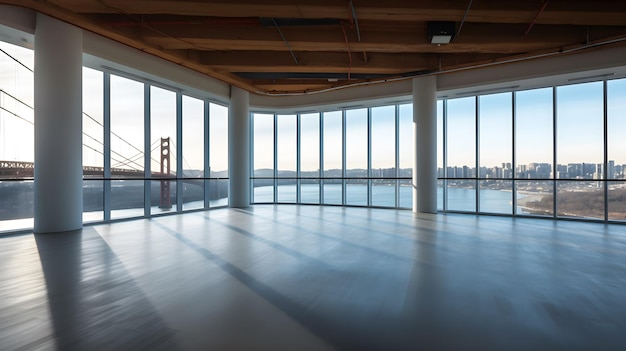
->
1;205;625;350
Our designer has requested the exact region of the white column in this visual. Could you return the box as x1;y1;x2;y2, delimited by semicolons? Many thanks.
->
412;76;437;213
34;15;83;233
228;86;250;208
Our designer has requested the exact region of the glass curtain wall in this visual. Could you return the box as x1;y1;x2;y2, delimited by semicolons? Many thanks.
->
251;106;409;209
441;79;626;222
0;37;228;233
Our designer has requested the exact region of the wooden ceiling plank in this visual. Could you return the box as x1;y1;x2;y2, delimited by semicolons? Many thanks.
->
57;0;626;26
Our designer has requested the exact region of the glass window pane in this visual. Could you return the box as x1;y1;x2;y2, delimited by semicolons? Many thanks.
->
556;82;604;179
346;179;367;206
323;111;342;188
323;179;342;205
210;103;229;206
151;87;177;212
209;179;229;207
253;113;274;202
437;100;443;210
399;179;412;209
399;104;413;208
371;106;396;207
608;181;626;221
110;179;144;219
110;75;144;219
398;104;413;178
276;114;296;203
446;97;476;212
557;181;604;219
300;113;320;178
479;92;512;179
253;113;274;177
82;67;104;222
371;106;395;178
516;180;553;217
277;114;296;178
182;96;204;210
277;183;296;203
446;180;476;212
479;180;512;214
372;179;396;207
446;97;476;178
515;88;553;179
253;179;274;203
607;79;626;221
0;41;34;231
300;179;320;204
345;108;368;178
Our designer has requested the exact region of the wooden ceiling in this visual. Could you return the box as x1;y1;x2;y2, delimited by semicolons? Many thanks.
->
14;0;626;94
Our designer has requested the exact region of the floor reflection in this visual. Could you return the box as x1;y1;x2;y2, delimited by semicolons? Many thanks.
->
34;228;180;350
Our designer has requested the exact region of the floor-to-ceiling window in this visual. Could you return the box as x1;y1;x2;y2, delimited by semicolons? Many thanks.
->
150;86;178;213
0;41;34;232
322;111;343;205
209;102;229;207
398;104;413;209
300;113;320;204
82;67;104;222
345;108;368;206
276;114;297;203
182;95;204;210
440;78;626;222
445;97;477;212
110;74;145;219
478;92;513;214
515;87;554;217
1;33;229;233
556;82;604;219
607;79;626;221
251;105;412;209
371;105;396;207
252;113;275;203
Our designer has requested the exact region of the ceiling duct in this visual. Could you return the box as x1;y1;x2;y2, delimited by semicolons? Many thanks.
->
259;18;342;26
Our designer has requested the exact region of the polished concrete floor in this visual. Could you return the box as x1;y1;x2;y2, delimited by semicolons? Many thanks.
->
0;205;625;351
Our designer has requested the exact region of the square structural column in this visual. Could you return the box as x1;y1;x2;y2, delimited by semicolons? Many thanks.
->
412;76;438;213
34;14;83;233
228;86;250;207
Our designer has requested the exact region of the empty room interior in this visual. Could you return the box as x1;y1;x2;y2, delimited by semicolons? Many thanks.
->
1;1;626;350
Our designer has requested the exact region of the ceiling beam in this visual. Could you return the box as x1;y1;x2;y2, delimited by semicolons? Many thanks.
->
53;0;626;26
183;51;507;74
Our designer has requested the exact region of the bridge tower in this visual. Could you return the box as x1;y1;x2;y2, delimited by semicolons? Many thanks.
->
159;137;172;209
